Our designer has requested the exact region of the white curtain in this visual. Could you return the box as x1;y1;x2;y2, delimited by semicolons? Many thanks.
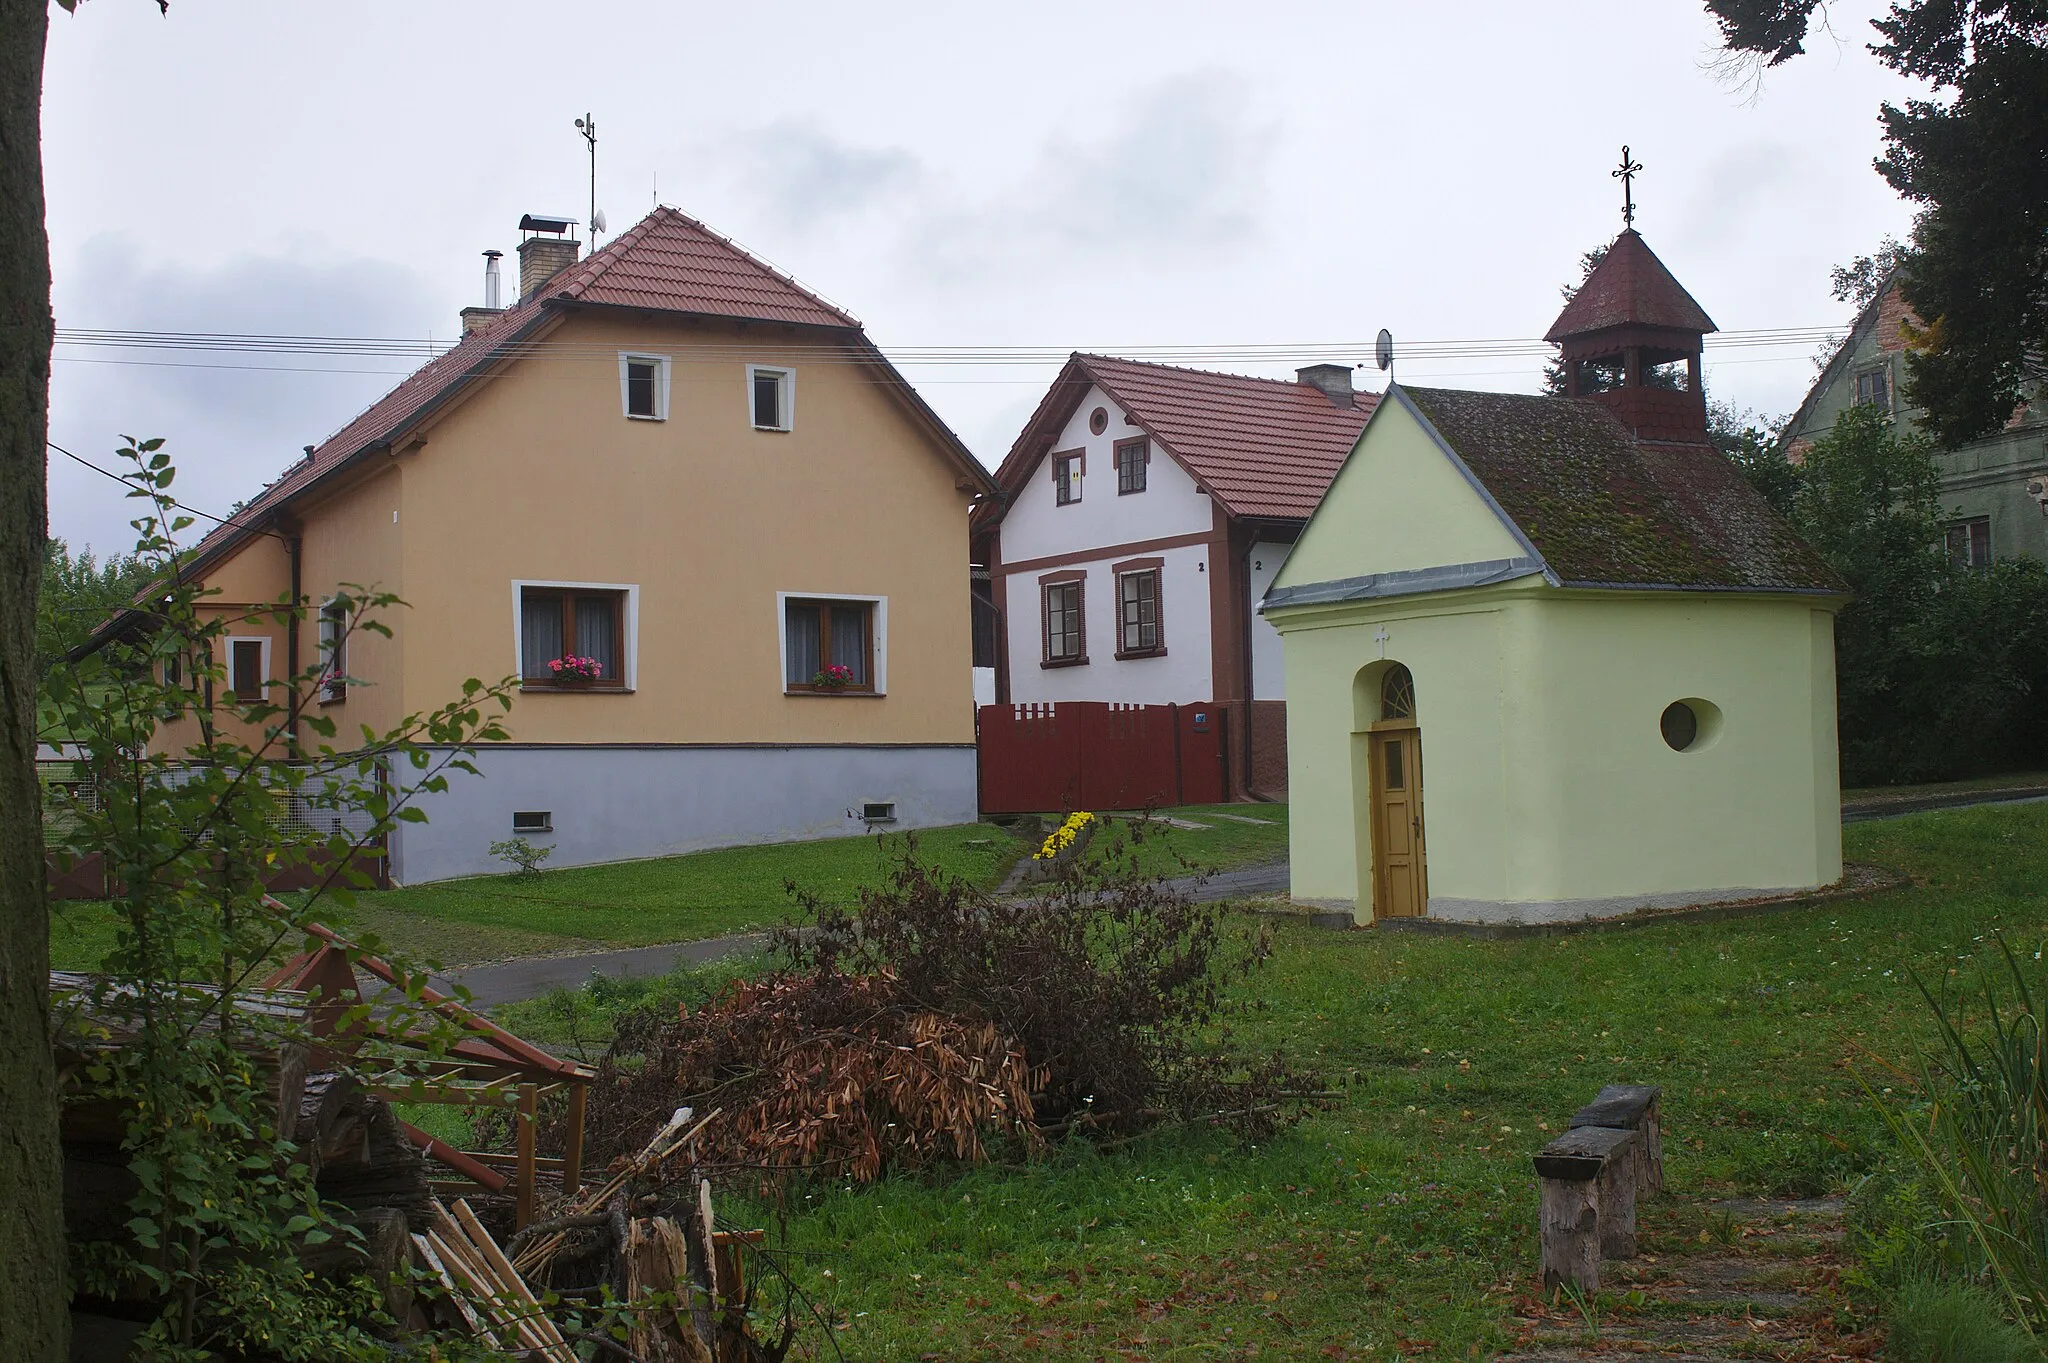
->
521;594;562;677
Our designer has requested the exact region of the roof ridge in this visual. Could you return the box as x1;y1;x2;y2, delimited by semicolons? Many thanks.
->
643;205;861;328
1079;351;1363;391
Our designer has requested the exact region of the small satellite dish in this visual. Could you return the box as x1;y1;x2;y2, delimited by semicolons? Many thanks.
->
592;208;608;234
1375;328;1395;373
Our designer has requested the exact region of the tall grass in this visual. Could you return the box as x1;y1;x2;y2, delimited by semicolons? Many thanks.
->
1877;935;2048;1337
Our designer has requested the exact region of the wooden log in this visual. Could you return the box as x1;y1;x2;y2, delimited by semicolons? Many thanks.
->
1533;1126;1637;1292
1538;1175;1601;1295
1569;1083;1663;1196
624;1217;711;1363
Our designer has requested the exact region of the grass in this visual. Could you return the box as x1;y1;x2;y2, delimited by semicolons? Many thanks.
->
46;805;1289;973
670;802;2048;1360
1844;768;2048;803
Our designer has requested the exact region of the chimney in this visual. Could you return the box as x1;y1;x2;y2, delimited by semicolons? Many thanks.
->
516;213;581;302
1296;364;1355;408
459;250;506;336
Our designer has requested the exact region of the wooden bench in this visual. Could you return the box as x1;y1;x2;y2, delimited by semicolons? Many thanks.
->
1533;1084;1664;1293
1569;1083;1663;1196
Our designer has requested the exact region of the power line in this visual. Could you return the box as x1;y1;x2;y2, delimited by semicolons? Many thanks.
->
48;440;285;543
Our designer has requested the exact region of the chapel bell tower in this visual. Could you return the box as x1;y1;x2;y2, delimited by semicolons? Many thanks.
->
1544;149;1718;446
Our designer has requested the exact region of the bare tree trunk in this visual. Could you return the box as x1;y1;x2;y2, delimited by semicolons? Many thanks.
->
0;0;65;1358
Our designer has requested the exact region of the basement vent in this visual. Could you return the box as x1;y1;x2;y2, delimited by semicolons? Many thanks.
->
512;811;553;834
861;802;897;824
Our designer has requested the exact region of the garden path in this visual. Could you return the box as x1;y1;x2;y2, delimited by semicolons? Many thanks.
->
1499;1196;1875;1360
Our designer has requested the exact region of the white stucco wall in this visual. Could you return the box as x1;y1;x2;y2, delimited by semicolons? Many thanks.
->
999;384;1219;704
1247;539;1292;702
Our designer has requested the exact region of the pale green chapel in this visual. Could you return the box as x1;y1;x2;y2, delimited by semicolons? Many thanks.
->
1264;228;1847;925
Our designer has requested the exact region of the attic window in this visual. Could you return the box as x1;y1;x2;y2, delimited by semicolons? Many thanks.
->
1116;437;1148;494
1855;367;1890;410
749;365;794;431
1054;451;1083;506
620;354;669;420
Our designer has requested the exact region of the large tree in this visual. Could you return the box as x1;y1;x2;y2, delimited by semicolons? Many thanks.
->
1704;0;2048;444
0;0;63;1359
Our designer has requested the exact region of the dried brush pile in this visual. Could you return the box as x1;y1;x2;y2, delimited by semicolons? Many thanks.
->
583;821;1319;1186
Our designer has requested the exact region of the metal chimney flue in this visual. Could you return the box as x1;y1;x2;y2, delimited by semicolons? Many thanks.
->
460;249;508;337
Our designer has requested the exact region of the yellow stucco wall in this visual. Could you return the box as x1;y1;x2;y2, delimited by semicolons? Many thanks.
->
392;311;978;745
155;532;293;753
1273;585;1844;922
156;310;978;756
1272;394;1529;591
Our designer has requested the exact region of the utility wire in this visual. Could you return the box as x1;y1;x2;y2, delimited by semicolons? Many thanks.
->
49;440;285;543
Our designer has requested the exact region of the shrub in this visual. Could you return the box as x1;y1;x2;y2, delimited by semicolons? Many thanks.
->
489;835;553;877
1883;1274;2039;1362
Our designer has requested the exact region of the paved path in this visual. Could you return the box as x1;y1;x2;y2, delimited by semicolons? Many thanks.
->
442;860;1291;1007
445;787;2048;1007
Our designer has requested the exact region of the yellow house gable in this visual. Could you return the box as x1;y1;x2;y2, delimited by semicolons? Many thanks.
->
1267;386;1542;604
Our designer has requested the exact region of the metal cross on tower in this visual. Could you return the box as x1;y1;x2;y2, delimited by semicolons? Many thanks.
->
1613;145;1643;228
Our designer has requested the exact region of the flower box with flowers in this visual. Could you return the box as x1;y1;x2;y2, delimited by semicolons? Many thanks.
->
810;664;858;692
547;655;603;685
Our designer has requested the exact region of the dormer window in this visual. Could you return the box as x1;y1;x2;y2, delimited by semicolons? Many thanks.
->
620;354;669;420
1054;450;1083;506
749;365;794;431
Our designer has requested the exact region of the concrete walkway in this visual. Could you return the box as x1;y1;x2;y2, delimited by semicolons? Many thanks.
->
444;787;2048;1007
441;860;1292;1007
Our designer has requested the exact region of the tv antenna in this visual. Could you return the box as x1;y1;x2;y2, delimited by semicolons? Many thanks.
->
575;112;605;245
1375;328;1395;383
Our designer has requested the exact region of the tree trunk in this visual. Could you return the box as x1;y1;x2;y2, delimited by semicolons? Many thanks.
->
0;0;63;1357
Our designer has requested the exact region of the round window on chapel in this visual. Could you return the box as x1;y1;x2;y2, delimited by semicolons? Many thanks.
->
1660;701;1700;752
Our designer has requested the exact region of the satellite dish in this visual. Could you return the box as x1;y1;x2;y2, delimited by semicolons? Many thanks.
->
592;208;608;234
1375;328;1395;373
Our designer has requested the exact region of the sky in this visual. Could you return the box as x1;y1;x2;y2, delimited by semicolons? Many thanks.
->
40;0;1923;554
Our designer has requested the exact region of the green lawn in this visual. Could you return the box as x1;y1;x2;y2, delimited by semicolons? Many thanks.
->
690;803;2048;1360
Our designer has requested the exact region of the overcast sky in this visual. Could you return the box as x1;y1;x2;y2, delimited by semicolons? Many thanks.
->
41;0;1921;554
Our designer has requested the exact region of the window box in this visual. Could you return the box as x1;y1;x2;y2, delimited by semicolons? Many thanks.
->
517;584;633;690
782;595;883;694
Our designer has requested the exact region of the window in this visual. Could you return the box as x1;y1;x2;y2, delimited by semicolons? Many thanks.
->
520;586;626;687
620;353;669;420
1381;664;1415;721
511;811;553;834
1116;569;1162;656
1660;701;1700;752
1115;437;1148;495
861;801;897;824
748;365;794;431
318;600;347;702
1043;579;1085;664
1946;516;1992;570
1855;367;1890;410
784;598;874;692
1054;451;1083;506
227;638;266;703
1088;406;1109;435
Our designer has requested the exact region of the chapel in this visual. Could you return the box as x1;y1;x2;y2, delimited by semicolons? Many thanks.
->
1263;217;1847;925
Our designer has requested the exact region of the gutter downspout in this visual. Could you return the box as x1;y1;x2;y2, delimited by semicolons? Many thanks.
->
1240;533;1269;802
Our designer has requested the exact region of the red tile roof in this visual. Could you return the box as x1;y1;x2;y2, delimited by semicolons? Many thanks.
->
174;208;967;577
1544;230;1717;342
990;354;1378;524
1400;386;1840;594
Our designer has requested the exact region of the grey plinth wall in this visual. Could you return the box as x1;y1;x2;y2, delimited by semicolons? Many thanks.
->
387;744;978;884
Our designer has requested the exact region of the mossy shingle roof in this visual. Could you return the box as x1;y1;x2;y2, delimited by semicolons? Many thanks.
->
1401;386;1843;594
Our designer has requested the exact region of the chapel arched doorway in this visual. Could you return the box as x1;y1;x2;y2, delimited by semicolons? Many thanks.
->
1354;662;1427;919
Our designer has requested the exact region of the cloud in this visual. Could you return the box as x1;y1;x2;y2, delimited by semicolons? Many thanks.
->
47;237;443;553
735;121;922;228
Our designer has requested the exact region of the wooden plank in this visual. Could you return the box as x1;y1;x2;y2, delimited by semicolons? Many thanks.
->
1532;1125;1635;1182
453;1199;572;1361
411;1232;482;1334
563;1081;587;1196
514;1083;538;1231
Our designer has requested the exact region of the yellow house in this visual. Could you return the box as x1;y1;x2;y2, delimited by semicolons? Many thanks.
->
124;207;995;883
1264;230;1847;925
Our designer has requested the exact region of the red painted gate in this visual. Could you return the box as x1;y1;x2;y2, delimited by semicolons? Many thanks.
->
977;701;1228;815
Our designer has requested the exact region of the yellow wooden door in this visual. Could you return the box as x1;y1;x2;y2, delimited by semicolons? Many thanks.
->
1371;728;1427;918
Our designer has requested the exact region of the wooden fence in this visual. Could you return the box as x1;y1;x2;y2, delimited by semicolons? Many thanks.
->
976;701;1227;815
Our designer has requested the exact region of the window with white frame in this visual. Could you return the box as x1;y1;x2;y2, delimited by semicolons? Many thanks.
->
318;599;348;702
518;584;631;688
226;637;269;704
620;353;670;420
748;365;794;431
1053;451;1083;506
783;597;876;692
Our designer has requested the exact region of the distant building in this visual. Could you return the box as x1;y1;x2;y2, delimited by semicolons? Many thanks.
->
1780;277;2048;570
974;354;1377;797
1266;229;1846;925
